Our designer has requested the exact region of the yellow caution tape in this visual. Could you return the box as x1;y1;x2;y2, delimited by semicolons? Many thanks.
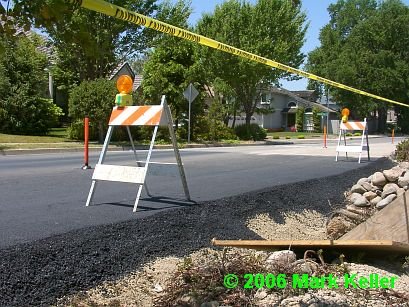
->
71;0;409;108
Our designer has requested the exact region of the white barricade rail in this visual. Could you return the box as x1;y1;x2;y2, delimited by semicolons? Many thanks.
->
86;96;190;212
336;118;370;164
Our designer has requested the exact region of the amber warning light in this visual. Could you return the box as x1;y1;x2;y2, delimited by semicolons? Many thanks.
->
115;75;133;107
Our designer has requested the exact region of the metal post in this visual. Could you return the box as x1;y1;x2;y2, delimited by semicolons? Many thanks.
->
326;87;329;135
82;117;91;169
188;85;192;143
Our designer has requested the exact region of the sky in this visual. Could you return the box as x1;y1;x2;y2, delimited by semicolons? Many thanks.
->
182;0;408;91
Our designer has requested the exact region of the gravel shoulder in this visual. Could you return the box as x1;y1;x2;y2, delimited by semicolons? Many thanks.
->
1;157;407;306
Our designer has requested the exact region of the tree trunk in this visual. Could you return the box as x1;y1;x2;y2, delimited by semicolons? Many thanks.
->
98;121;105;144
232;102;237;128
245;113;252;126
377;107;387;133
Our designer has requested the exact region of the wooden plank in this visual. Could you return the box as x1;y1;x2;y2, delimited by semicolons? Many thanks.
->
92;164;145;184
211;239;409;254
340;191;409;243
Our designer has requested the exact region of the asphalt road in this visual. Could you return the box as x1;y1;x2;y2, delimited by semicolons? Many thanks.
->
0;136;401;248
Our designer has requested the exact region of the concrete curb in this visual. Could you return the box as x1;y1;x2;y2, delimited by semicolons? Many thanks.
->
0;135;388;156
0;140;294;156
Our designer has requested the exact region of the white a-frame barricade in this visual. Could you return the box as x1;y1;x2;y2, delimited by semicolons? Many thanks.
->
335;118;370;163
86;96;191;212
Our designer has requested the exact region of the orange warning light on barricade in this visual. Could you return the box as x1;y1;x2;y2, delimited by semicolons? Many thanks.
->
115;75;133;107
341;108;350;123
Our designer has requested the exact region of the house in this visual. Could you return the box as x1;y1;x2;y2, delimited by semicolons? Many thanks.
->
251;86;338;133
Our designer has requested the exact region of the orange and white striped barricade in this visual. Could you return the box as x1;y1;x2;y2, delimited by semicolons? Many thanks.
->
86;96;190;212
335;118;370;163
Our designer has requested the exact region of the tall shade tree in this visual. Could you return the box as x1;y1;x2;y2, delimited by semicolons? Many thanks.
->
307;0;409;132
142;0;207;136
5;0;158;83
196;0;307;125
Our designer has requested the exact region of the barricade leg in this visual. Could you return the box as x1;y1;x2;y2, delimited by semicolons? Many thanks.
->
126;126;152;196
133;184;144;212
85;126;114;207
164;103;191;200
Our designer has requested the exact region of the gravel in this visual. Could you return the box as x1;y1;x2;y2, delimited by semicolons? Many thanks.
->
0;157;397;306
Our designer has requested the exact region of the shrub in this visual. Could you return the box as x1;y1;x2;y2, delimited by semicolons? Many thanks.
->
296;107;304;132
285;136;291;139
0;94;63;135
273;135;280;139
297;135;305;139
68;79;117;143
354;132;362;136
346;132;353;136
194;115;236;142
396;139;409;162
234;123;267;141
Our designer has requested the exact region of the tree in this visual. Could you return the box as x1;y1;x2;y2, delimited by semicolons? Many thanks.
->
307;0;409;132
0;34;62;135
196;0;307;126
68;79;117;143
142;0;207;140
3;0;159;114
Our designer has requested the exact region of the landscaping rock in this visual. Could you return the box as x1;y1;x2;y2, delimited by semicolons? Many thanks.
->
346;205;368;215
372;172;387;187
350;184;366;194
376;194;397;209
398;173;409;188
327;216;356;239
383;167;404;182
381;183;399;198
370;196;382;206
361;182;374;192
265;250;296;267
363;191;377;201
397;188;405;197
201;301;220;307
357;177;370;185
353;195;369;207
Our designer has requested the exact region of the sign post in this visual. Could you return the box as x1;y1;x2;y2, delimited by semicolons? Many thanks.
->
183;83;199;143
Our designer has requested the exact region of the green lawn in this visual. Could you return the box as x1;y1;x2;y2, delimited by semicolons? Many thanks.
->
0;128;70;143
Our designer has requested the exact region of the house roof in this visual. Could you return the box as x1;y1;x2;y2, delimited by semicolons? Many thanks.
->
268;87;337;113
108;62;135;80
108;62;143;92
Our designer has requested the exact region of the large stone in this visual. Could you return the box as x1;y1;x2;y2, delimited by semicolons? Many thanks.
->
381;183;399;198
383;167;404;182
398;173;409;188
370;196;382;206
349;192;363;202
399;162;409;170
361;182;375;192
376;194;397;209
372;172;387;187
346;204;368;215
363;191;377;201
353;195;369;207
357;177;370;185
327;217;356;239
397;188;405;197
350;184;366;194
265;250;296;267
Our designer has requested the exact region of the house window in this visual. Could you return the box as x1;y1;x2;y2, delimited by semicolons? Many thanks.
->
260;93;269;104
288;101;297;108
